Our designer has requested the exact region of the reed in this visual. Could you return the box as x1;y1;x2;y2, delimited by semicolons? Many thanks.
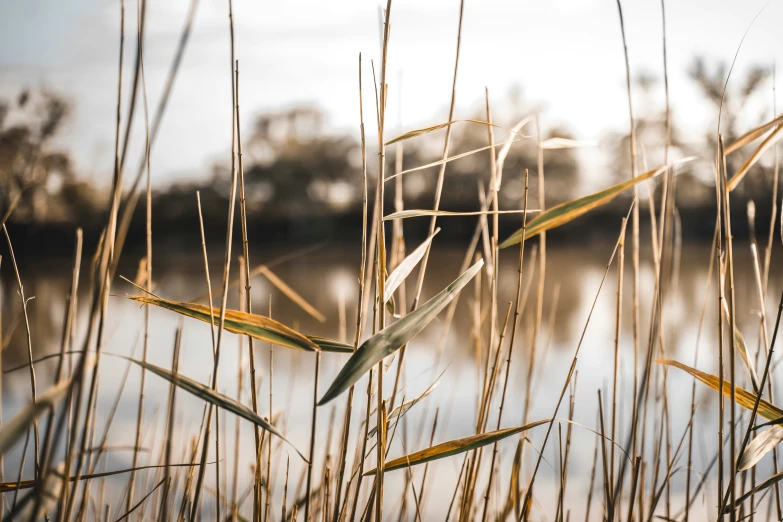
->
5;2;783;521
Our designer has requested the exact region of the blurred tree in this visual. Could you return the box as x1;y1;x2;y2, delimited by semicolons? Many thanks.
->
606;57;778;209
689;57;777;201
234;106;363;216
0;90;99;224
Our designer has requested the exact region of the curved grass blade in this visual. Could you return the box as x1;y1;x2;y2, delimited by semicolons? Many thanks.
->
0;379;71;454
307;336;354;354
725;113;783;155
657;359;783;421
539;137;598;149
385;119;531;146
383;229;440;304
726;124;783;192
318;259;484;406
726;467;783;513
738;426;783;472
119;355;308;461
500;157;696;249
495;116;534;191
385;209;535;221
385;139;526;182
0;462;206;493
125;296;319;352
363;419;547;475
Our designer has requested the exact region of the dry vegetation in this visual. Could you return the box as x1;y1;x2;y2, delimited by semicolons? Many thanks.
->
1;0;783;521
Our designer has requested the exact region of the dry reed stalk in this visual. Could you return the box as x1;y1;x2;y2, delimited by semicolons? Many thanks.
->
521;205;632;520
371;4;393;521
598;390;613;520
61;0;134;512
333;52;370;522
189;55;241;522
111;0;198;270
2;226;38;479
348;371;373;522
610;9;647;513
481;169;529;522
0;253;3;517
531;114;546;392
403;1;465;442
304;344;322;522
263;300;274;522
477;302;513;521
232;257;247;520
627;456;642;522
128;1;153;507
160;327;182;522
282;456;289;522
485;90;500;416
410;408;439;520
610;216;627;495
722;220;783;518
223;3;262;518
761;67;783;520
517;118;547;488
682;221;718;522
614;3;642;489
462;290;507;521
584;426;599;522
722;136;740;521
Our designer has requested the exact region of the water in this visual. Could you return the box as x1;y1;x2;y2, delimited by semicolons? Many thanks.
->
1;239;780;520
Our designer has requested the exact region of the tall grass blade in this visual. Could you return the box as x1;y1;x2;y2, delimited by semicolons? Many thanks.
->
125;296;319;351
383;228;440;303
658;359;783;420
725;113;783;155
385;119;530;146
318;259;484;405
384;209;534;221
499;158;695;248
386;139;525;182
118;355;308;461
726;124;783;192
363;420;547;475
539;137;598;149
726;467;783;513
738;426;783;471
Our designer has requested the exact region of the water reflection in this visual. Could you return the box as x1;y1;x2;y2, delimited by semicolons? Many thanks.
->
0;240;780;519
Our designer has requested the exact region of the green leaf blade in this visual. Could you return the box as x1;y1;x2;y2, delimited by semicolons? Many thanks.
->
121;356;308;461
363;419;547;475
500;158;695;249
318;259;484;406
126;296;319;352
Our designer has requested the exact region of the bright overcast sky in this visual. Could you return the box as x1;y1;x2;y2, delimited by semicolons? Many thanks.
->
1;0;781;189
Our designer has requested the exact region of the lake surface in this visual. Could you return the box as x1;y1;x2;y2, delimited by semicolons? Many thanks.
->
1;239;781;520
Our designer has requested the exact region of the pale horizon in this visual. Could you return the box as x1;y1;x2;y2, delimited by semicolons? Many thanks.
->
1;0;781;190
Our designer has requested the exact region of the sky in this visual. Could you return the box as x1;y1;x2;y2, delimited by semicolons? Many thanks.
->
1;0;782;189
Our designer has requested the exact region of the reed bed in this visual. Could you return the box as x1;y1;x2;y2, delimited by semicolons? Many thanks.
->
1;0;783;521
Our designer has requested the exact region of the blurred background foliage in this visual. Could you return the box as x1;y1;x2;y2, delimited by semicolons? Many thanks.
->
1;56;780;249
